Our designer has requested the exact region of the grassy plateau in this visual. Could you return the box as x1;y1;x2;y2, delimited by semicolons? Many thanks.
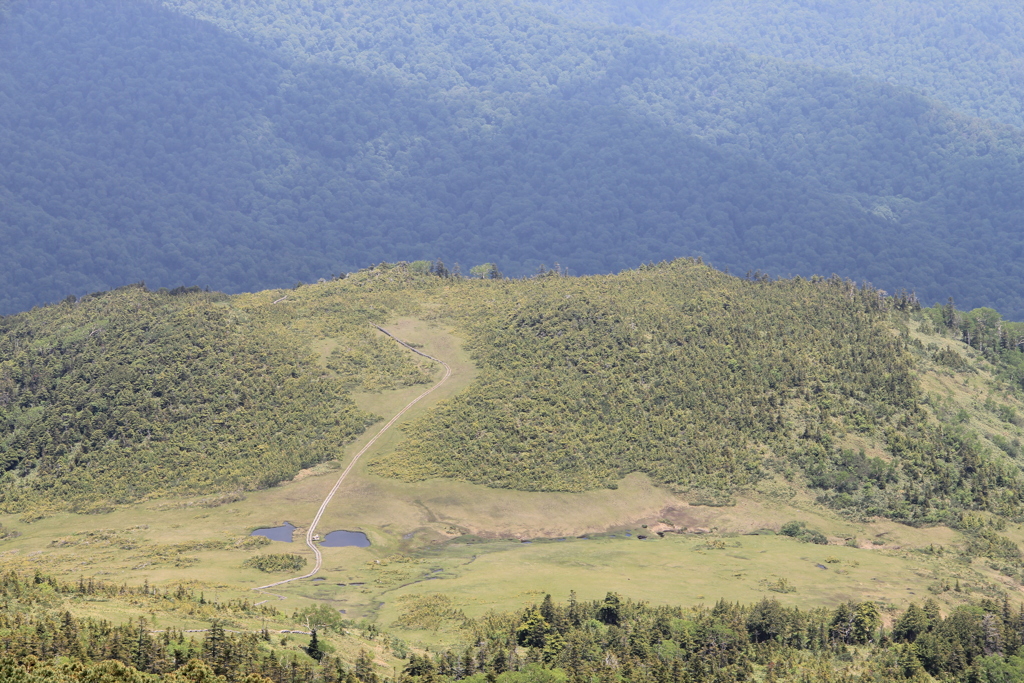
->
2;261;1024;679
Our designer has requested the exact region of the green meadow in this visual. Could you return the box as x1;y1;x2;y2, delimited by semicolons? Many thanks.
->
5;265;1024;680
0;311;1020;662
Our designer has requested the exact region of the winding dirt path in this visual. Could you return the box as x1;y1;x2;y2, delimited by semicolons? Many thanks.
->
255;325;452;591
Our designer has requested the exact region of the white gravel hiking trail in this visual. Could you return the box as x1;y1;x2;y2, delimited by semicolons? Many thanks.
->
255;324;452;591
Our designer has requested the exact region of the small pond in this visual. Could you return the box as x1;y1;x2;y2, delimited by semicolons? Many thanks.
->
250;522;296;542
320;530;370;547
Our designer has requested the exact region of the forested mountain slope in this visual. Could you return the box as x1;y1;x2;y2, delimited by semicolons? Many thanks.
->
0;277;432;511
546;0;1024;128
5;261;1024;531
8;262;1024;681
2;0;1024;316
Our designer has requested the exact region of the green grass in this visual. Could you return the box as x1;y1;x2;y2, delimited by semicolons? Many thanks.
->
0;450;1001;650
370;534;920;630
0;311;1020;660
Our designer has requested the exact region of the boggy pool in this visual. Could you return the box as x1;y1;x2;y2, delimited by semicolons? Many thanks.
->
320;530;370;547
250;522;296;542
249;523;370;547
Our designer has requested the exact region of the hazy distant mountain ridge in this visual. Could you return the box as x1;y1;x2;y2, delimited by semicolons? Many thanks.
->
1;0;1023;316
543;0;1024;129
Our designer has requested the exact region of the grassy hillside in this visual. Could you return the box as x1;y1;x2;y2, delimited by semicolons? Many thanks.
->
0;281;433;512
372;265;915;493
4;263;1024;680
4;259;1024;529
367;263;1024;527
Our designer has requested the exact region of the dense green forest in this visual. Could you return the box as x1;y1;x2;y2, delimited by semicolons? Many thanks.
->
2;0;1024;316
4;260;1024;533
0;280;421;512
545;0;1024;128
374;264;914;495
371;261;1024;527
3;569;1024;682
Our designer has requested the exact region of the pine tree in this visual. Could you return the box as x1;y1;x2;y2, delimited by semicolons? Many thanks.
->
203;620;228;676
567;590;585;627
597;592;622;626
516;610;551;649
307;628;323;662
893;604;928;643
354;649;379;683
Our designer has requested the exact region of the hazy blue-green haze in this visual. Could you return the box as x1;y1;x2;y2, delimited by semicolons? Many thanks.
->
546;0;1024;127
1;0;1023;315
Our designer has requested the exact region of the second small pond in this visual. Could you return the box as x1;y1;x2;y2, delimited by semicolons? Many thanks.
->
320;530;370;547
250;522;296;542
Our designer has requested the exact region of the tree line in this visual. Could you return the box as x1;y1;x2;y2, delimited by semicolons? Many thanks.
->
3;568;1024;682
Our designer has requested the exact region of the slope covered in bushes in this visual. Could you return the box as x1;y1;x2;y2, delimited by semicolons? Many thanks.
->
0;281;428;511
371;261;1024;525
4;261;1024;528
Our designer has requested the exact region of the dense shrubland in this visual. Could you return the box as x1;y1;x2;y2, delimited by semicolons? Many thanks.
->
5;260;1024;529
243;554;307;573
372;260;1024;525
0;279;427;512
376;263;915;494
325;334;433;392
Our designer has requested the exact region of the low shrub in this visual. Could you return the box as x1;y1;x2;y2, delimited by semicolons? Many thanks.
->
243;553;307;573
